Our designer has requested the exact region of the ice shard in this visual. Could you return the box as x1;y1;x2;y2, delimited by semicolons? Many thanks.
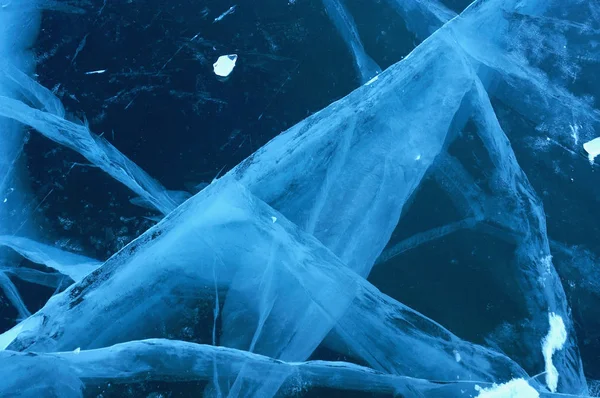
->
0;3;41;238
0;92;186;215
0;0;44;329
0;235;100;282
229;34;473;278
322;0;381;83
220;1;592;392
384;0;456;39
0;339;529;398
0;272;31;320
1;182;528;389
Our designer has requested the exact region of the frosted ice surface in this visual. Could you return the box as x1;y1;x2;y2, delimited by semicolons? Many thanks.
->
0;3;41;241
216;17;587;392
0;338;520;398
2;0;600;395
475;379;539;398
230;35;473;278
0;182;528;390
213;54;238;77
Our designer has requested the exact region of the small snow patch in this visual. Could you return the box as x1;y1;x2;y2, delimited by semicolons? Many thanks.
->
583;137;600;164
474;379;538;398
213;54;238;77
542;312;567;392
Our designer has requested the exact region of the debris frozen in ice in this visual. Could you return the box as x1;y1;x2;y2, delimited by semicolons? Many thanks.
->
213;54;238;77
542;313;567;392
474;379;539;398
84;69;106;75
213;5;236;23
271;216;277;223
583;137;600;164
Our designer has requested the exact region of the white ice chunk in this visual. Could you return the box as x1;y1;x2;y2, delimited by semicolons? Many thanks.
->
474;379;539;398
583;137;600;164
453;350;461;363
542;312;567;392
0;236;101;282
213;54;238;77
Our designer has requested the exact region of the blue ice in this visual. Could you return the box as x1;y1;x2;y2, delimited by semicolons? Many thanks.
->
1;0;600;396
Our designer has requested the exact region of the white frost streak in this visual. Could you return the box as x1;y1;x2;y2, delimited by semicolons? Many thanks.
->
542;312;567;393
474;379;539;398
213;5;236;23
85;69;106;75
